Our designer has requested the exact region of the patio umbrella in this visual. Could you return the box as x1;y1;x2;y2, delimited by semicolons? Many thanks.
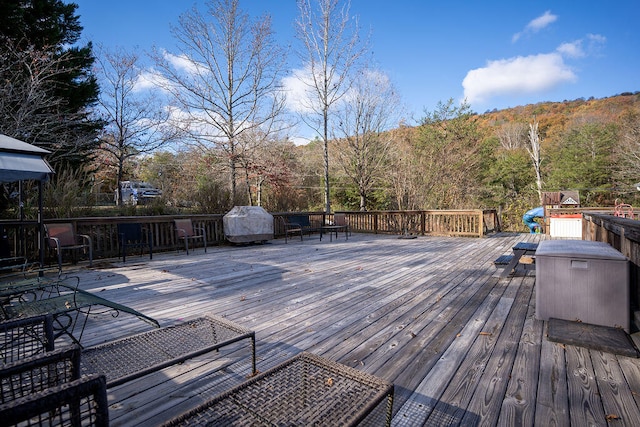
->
0;134;54;270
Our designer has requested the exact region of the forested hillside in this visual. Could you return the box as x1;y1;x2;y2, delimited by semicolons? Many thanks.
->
301;92;640;231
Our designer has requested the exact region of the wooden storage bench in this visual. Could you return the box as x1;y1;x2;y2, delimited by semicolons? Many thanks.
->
81;314;256;388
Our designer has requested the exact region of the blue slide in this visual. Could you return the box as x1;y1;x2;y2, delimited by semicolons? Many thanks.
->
522;206;544;233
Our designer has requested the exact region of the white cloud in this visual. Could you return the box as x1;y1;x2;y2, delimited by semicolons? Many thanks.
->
462;53;576;104
556;40;585;58
281;66;318;115
133;69;173;92
512;10;558;43
527;10;558;32
586;33;607;55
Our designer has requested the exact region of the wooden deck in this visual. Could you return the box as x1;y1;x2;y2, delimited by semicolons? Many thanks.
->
50;232;640;426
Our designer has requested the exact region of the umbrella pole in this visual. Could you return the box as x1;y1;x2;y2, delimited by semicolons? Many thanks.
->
38;180;44;276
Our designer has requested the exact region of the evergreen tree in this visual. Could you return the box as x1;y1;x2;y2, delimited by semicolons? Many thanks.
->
0;0;101;169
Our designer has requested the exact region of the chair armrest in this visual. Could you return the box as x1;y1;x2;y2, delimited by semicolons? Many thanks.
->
175;227;187;238
47;236;61;250
78;233;92;247
194;226;206;236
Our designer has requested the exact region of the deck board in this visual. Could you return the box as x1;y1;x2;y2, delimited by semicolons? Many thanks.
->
26;232;640;426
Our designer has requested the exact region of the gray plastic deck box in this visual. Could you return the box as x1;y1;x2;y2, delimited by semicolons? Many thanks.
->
535;240;630;332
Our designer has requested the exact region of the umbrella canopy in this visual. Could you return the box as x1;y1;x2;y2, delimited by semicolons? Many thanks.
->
0;134;54;182
0;134;54;271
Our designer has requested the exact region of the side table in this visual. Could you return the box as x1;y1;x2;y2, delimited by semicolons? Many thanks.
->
163;352;394;426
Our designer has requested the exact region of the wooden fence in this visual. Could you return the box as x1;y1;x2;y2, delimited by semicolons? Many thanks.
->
0;209;499;264
582;212;640;330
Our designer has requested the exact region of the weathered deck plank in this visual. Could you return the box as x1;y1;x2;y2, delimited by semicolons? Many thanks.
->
28;232;640;426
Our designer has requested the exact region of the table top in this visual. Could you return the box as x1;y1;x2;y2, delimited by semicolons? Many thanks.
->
163;352;393;426
512;242;539;251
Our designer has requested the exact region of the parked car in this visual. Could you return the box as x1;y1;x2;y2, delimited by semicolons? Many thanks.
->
115;181;162;205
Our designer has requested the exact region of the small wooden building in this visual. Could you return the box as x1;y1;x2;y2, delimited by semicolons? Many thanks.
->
542;191;582;238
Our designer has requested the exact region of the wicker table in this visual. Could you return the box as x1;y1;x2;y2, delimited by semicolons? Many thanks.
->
163;352;394;426
81;315;256;388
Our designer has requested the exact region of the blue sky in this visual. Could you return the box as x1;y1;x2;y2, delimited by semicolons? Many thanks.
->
75;0;639;128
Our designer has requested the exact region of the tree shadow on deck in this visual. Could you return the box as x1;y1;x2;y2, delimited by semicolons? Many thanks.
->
392;386;481;426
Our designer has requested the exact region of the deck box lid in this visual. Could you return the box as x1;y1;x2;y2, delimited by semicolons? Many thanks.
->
536;239;627;261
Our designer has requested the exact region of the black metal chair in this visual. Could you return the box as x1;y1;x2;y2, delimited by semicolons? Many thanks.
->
117;223;152;263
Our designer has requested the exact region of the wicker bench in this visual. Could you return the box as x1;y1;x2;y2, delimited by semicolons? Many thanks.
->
0;374;108;427
162;352;394;427
81;314;256;388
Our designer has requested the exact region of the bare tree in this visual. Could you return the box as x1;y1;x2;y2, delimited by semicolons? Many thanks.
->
0;39;98;164
526;120;544;204
295;0;366;213
496;122;528;150
334;68;400;210
94;46;176;205
151;0;287;206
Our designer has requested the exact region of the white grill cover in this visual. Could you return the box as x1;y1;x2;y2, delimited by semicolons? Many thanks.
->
223;206;274;243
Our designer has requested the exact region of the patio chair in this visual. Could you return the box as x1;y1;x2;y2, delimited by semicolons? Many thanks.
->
174;219;207;255
0;314;55;364
0;345;81;404
334;213;351;236
0;374;109;427
118;223;153;262
280;216;303;243
44;223;92;271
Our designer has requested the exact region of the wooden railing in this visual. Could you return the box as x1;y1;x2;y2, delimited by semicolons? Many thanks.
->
582;212;640;329
0;209;499;264
0;215;226;262
336;209;498;238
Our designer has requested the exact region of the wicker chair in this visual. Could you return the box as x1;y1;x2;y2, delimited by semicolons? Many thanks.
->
0;345;81;404
0;314;55;364
0;374;108;426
